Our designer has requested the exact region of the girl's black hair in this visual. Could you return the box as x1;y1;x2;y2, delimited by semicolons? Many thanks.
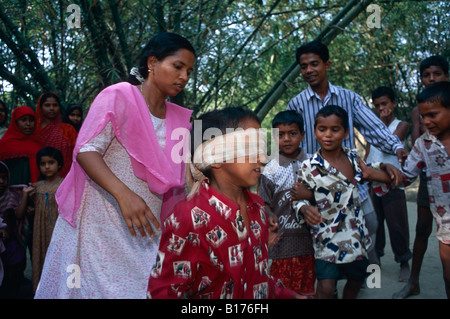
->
128;32;196;85
63;104;84;131
314;105;349;131
190;107;261;178
36;146;64;180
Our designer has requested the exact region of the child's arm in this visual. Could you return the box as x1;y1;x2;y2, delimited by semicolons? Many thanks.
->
290;179;314;202
400;140;426;184
298;204;322;226
258;175;282;247
15;184;35;219
292;163;322;226
358;158;403;186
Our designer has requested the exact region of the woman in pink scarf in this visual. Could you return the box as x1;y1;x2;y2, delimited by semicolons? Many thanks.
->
35;32;195;299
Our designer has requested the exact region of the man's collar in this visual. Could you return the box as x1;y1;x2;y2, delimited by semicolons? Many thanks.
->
306;82;338;100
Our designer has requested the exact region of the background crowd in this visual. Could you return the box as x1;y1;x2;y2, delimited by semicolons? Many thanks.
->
0;33;448;300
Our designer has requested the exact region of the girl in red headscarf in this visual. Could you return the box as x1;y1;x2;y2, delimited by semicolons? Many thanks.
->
0;106;43;184
35;92;78;177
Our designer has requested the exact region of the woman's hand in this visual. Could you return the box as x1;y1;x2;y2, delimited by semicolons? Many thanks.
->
77;151;161;237
116;188;161;237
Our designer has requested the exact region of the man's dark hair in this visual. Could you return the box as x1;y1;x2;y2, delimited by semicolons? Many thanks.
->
419;55;449;77
296;41;329;64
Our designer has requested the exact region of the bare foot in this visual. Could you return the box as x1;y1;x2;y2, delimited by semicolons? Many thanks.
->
398;262;410;282
392;280;420;299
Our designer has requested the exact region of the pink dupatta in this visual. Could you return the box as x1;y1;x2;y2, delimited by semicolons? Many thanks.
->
55;82;192;227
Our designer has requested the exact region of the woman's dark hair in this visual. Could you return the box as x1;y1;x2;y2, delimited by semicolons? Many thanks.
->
314;105;349;131
271;110;304;133
128;32;196;85
190;107;261;178
296;40;329;64
63;104;84;131
36;146;64;180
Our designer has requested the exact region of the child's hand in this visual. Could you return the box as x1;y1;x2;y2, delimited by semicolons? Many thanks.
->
268;212;283;248
396;148;409;165
379;108;393;121
23;183;35;197
357;157;371;179
290;181;313;201
381;163;404;186
268;229;283;248
268;212;279;232
300;205;322;226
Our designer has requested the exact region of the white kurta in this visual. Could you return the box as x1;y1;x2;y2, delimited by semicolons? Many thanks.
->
35;117;166;299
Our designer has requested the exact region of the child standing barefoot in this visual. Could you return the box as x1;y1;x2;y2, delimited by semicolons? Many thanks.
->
294;105;403;299
30;147;64;293
400;82;450;298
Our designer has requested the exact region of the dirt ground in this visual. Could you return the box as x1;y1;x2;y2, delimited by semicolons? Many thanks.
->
339;200;446;299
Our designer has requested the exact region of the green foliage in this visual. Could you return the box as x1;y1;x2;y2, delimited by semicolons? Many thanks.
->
0;0;448;130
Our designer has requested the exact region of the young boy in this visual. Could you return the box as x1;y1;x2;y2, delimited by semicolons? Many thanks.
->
401;82;450;298
293;105;402;299
365;86;411;281
394;55;449;299
259;110;315;297
147;107;298;299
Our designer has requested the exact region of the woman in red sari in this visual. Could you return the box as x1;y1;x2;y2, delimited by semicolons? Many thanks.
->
35;92;78;177
0;106;43;184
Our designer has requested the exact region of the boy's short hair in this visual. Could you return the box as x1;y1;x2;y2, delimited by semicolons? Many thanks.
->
371;86;396;102
419;55;449;77
271;110;304;133
417;81;450;109
314;105;349;131
296;40;329;64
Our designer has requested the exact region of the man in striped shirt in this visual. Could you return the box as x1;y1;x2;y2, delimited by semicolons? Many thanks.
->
287;41;407;160
286;41;408;267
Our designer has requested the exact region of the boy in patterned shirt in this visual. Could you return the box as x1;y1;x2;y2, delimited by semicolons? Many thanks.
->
400;82;450;298
293;105;403;299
